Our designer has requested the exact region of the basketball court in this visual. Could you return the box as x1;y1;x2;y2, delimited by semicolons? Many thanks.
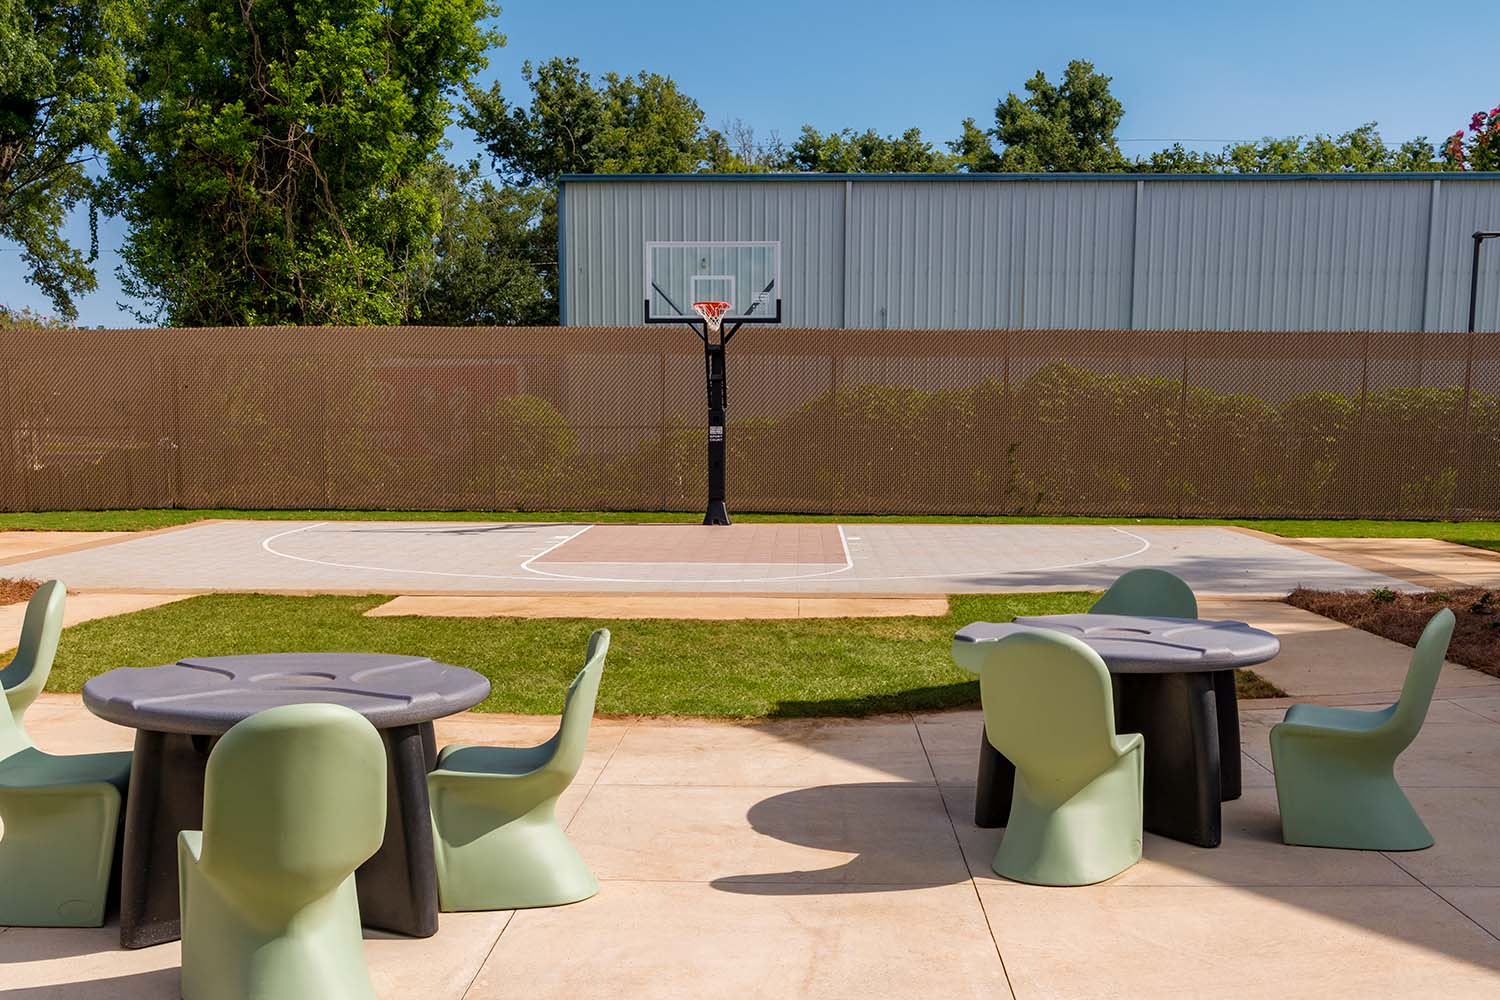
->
0;519;1420;596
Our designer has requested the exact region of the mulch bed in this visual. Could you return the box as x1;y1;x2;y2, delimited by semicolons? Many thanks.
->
0;578;42;607
1287;586;1500;679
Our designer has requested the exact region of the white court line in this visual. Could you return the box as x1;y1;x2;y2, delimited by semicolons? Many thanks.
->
260;522;585;582
258;522;1150;586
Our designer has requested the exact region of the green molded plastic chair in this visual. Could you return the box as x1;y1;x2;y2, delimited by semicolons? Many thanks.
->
979;629;1144;886
178;704;387;1000
429;628;609;911
1091;568;1198;618
1270;608;1454;851
1;580;65;724
0;670;131;927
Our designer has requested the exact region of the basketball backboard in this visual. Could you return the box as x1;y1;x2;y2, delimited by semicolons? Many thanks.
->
644;241;782;325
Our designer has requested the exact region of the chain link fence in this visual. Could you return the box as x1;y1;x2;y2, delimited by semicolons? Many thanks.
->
2;326;1497;518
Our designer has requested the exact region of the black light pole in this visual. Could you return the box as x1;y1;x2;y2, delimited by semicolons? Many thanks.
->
1471;231;1500;333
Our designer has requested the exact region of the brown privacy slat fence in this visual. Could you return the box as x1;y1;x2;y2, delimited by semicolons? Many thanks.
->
2;327;1498;518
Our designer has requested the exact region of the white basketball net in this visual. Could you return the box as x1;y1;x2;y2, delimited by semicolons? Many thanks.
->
692;300;732;335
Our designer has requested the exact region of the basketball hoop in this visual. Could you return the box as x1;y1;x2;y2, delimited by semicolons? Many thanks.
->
692;300;733;336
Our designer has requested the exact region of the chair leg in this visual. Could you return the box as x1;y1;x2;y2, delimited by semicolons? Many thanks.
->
180;864;376;1000
0;784;120;927
430;790;597;911
1271;730;1432;851
991;743;1144;887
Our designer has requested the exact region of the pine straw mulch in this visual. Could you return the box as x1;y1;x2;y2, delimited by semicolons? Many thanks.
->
1286;586;1500;679
0;578;42;607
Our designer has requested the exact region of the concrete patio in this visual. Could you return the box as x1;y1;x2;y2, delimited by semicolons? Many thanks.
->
4;599;1500;999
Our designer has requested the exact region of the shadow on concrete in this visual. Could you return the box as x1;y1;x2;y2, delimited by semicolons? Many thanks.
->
711;782;970;894
329;523;562;536
0;969;179;998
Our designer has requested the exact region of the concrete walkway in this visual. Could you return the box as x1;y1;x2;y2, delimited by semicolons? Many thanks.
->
5;610;1500;998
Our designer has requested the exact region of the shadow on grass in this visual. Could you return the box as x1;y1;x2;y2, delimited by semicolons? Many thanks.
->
766;681;979;719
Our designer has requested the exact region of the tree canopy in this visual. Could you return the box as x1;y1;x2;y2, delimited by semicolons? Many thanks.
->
0;0;137;319
783;126;956;173
105;0;498;326
1142;124;1446;174
971;60;1129;173
464;57;712;183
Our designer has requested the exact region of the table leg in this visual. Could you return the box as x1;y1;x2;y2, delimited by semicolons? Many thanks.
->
974;726;1015;828
355;722;441;938
120;722;443;948
1215;670;1242;802
1113;672;1223;848
119;730;213;949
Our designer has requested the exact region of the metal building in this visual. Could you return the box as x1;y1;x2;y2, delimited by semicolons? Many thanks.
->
558;173;1500;331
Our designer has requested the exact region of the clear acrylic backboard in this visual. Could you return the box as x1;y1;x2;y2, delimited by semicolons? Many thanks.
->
644;241;782;326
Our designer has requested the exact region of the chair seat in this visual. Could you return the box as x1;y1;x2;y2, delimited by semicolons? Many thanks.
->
0;747;132;792
436;742;553;777
1283;702;1394;733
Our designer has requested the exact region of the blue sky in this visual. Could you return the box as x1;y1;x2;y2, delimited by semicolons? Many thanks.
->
5;0;1496;326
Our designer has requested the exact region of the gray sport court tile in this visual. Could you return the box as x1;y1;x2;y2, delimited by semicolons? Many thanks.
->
0;520;1414;595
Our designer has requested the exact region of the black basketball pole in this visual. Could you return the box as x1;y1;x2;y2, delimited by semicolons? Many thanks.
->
703;325;731;524
651;276;776;526
1471;231;1500;334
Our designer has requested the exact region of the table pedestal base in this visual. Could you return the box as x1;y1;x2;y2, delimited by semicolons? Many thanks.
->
973;670;1242;848
119;722;440;949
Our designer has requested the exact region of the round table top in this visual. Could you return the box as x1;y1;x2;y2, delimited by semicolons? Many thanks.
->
83;653;492;735
951;613;1280;675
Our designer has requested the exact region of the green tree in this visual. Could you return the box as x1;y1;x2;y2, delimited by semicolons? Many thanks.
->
1142;124;1448;173
950;117;1000;172
464;57;710;182
981;60;1128;172
0;0;138;319
107;0;498;326
784;126;956;172
410;157;554;324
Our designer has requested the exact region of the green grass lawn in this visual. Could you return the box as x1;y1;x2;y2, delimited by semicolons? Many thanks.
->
34;591;1282;718
3;508;1499;552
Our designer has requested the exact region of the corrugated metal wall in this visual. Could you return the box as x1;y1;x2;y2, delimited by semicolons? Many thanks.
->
561;175;1500;332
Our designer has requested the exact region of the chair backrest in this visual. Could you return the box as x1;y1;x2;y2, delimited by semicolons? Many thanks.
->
1090;568;1198;619
979;629;1125;804
199;704;387;906
1383;608;1455;744
0;580;65;719
544;629;609;779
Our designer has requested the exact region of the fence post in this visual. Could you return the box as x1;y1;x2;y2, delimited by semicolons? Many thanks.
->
659;351;669;511
170;356;184;509
1457;332;1476;516
1356;334;1370;519
1177;332;1190;518
828;346;840;514
0;351;16;512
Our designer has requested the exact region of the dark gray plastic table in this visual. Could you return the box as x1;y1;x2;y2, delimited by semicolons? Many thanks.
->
83;653;490;949
952;614;1280;848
